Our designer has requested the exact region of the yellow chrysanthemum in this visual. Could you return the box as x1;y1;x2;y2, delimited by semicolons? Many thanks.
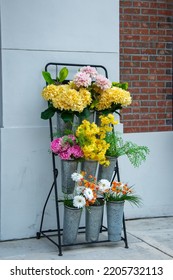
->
100;113;118;126
41;84;91;113
96;87;132;111
76;115;120;165
41;84;59;101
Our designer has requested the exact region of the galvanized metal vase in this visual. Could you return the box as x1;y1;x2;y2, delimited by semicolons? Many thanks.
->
81;160;98;177
106;200;124;242
63;205;82;245
98;157;117;182
78;110;96;124
57;113;73;136
85;201;104;242
61;159;78;194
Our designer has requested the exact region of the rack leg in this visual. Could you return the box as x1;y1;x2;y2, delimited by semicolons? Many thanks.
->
122;214;129;248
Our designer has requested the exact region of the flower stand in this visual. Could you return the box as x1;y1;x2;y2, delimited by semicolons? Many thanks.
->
36;62;128;256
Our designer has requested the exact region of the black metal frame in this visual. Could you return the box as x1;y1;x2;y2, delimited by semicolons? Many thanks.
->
36;63;128;256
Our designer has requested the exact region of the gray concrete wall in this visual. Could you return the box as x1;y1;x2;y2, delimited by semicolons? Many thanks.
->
0;0;120;240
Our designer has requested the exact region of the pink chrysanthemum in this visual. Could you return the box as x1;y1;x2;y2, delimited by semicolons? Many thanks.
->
59;151;71;160
50;135;83;160
50;138;62;154
68;145;84;159
73;72;92;88
95;74;112;90
80;66;98;79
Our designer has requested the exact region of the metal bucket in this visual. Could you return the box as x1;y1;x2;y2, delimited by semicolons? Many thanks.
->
106;200;124;242
85;201;104;242
63;205;82;245
61;159;78;194
98;157;117;182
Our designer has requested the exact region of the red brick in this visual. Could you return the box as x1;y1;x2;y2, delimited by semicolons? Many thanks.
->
124;62;141;67
133;68;149;74
120;1;133;7
124;48;141;54
133;94;149;100
150;3;168;9
157;101;172;107
142;9;157;15
123;114;140;120
141;61;157;68
133;1;149;8
149;82;165;87
149;120;165;126
149;69;165;75
142;113;157;120
124;8;140;14
133;29;149;35
150;107;165;113
132;81;149;87
133;56;148;61
133;15;149;21
123;22;141;28
150;29;165;35
132;120;149;126
141;49;156;55
141;101;157;107
141;88;156;94
140;75;157;81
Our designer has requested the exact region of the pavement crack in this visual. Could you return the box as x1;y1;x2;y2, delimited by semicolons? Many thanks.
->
127;232;173;259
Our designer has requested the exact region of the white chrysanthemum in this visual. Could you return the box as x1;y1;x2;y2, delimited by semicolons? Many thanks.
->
73;195;86;208
98;179;111;192
71;172;83;182
83;188;94;201
75;186;85;195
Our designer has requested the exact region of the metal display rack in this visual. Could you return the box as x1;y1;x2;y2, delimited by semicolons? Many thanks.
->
36;63;128;256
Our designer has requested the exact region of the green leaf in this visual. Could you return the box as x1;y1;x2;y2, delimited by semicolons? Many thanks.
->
41;106;56;119
61;111;74;123
77;108;90;120
42;71;54;84
58;67;69;83
112;82;128;90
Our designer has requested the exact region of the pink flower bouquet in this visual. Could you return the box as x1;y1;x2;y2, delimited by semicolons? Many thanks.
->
50;134;84;160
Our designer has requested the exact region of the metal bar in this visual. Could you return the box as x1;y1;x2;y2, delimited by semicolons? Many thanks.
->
45;62;108;78
122;213;129;248
38;181;55;235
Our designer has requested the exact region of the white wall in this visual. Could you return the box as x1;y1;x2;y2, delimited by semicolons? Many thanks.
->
0;0;120;240
120;131;173;219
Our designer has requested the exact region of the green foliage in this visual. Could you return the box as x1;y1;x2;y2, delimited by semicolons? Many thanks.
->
64;195;74;208
105;192;142;207
42;71;54;85
61;111;74;123
105;131;150;167
112;82;128;90
76;107;91;120
57;67;69;83
41;105;56;119
42;67;68;85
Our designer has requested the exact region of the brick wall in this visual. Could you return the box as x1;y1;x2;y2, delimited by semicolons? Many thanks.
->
120;0;173;133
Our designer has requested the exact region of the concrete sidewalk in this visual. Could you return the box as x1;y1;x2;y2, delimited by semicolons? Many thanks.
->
0;217;173;260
